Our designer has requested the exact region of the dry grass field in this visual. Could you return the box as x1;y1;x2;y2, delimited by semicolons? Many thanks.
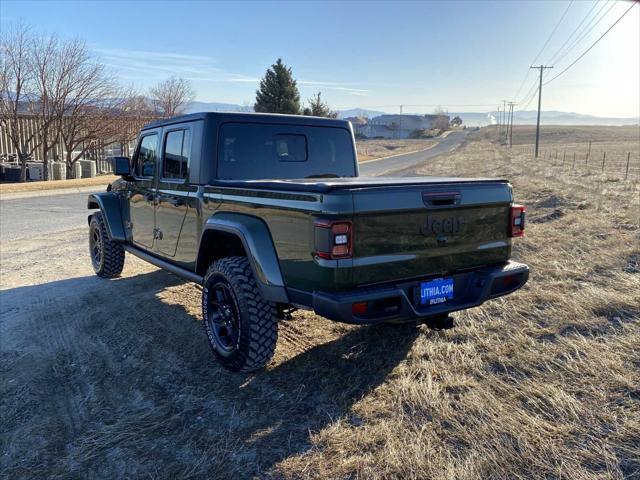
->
505;125;640;181
288;126;638;479
508;124;639;146
356;138;437;161
1;126;638;479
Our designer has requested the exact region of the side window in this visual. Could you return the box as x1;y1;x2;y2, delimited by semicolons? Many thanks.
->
133;134;158;178
163;129;191;179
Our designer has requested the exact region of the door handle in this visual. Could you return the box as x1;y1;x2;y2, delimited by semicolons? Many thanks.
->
422;191;461;207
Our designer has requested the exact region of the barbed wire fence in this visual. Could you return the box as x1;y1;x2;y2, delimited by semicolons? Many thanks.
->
516;141;639;183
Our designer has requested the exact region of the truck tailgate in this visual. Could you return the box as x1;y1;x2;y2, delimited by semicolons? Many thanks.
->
350;181;512;286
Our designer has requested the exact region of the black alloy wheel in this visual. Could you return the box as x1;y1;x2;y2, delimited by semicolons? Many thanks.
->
205;280;241;355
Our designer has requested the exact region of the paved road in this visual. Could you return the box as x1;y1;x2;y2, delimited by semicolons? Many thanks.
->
0;190;94;242
359;129;470;176
0;130;470;243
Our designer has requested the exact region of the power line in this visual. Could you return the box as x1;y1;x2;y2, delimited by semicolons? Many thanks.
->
517;78;540;108
555;1;617;64
512;0;573;101
544;2;636;85
520;89;538;111
545;0;601;66
550;0;618;66
532;0;574;65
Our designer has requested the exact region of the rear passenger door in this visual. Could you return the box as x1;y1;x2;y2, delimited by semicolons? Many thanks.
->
129;131;159;249
155;125;192;258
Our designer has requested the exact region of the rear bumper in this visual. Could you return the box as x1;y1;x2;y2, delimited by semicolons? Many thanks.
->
312;260;529;324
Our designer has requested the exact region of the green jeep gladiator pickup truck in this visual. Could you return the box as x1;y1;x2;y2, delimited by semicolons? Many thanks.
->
88;112;528;372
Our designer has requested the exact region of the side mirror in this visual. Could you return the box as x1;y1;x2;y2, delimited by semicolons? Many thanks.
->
110;156;131;177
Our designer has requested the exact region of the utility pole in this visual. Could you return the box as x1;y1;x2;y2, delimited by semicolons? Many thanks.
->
399;104;403;140
505;103;511;144
501;100;508;140
507;102;516;147
530;65;553;158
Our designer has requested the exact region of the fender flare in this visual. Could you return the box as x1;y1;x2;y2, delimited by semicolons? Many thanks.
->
197;213;288;303
87;192;126;242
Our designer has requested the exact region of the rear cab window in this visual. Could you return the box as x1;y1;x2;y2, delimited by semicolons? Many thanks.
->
217;123;356;180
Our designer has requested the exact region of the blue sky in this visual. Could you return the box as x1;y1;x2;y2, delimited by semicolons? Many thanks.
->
2;0;638;117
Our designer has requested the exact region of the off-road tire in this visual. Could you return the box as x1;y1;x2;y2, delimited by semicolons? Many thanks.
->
202;256;278;373
89;212;125;278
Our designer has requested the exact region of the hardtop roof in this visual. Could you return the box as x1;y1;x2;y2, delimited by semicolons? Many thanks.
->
141;111;352;130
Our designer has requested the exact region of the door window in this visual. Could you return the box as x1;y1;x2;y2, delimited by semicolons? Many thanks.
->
163;129;191;179
133;134;158;178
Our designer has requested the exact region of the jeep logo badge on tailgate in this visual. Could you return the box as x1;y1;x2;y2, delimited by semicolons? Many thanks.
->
421;215;463;235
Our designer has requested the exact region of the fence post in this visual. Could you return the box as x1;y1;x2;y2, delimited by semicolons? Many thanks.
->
625;152;631;179
602;151;606;173
573;152;576;171
587;141;591;161
562;150;566;167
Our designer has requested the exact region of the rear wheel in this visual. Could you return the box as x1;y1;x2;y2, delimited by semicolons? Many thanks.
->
202;256;278;372
89;212;125;278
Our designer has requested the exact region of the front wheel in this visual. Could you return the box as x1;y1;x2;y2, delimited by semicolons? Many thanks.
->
89;212;125;278
202;256;278;372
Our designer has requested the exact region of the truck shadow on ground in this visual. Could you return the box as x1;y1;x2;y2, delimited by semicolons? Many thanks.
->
230;321;419;476
1;268;419;478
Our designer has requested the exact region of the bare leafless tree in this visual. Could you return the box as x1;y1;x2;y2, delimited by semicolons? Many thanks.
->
54;42;138;178
31;33;67;180
1;26;177;182
0;23;42;182
122;94;154;117
114;95;157;154
149;76;195;117
432;106;450;131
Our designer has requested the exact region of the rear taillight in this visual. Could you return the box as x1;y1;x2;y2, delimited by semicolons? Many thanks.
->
314;220;352;259
509;204;526;237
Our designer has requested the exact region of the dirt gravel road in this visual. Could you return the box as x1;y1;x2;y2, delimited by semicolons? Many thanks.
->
0;151;440;478
3;219;421;478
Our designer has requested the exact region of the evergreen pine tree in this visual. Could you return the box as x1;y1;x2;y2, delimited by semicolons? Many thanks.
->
305;92;338;118
254;58;301;114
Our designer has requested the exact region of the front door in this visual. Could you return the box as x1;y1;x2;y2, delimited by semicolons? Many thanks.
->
129;132;159;249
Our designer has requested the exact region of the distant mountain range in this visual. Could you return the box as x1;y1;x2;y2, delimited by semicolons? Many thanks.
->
335;108;387;119
458;110;639;127
184;100;638;126
185;101;253;113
